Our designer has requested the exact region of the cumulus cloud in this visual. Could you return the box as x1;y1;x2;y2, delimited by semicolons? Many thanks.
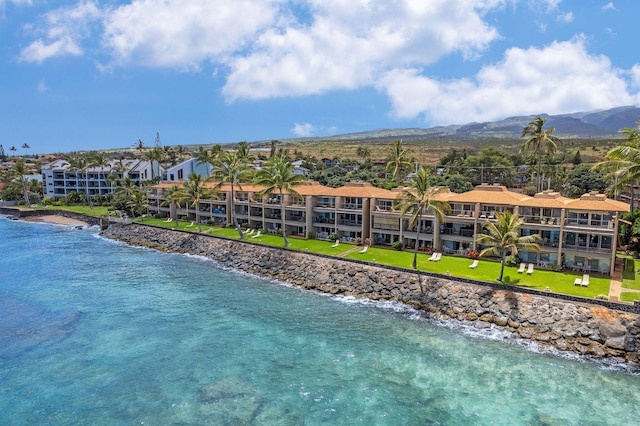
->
222;0;501;101
379;37;636;125
291;122;316;137
101;0;281;70
19;1;101;63
557;11;573;23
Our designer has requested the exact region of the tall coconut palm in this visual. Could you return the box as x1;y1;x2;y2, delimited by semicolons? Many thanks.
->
254;155;305;247
520;117;561;192
385;139;414;185
235;141;251;161
595;122;640;206
182;173;215;232
475;210;541;282
209;150;253;238
21;143;30;157
394;168;451;269
161;184;189;227
66;153;93;207
12;160;31;205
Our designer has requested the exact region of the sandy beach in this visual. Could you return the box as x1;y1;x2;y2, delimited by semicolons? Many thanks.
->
23;215;90;227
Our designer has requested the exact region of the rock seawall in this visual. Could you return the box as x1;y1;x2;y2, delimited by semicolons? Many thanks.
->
102;223;640;367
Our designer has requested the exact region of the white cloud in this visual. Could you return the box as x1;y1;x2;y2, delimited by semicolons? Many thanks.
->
101;0;281;70
379;37;637;125
19;1;101;63
557;11;573;23
602;2;616;11
0;0;32;6
291;122;315;137
222;0;501;101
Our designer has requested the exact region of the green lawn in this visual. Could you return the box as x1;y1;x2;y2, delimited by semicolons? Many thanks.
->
347;248;610;298
41;205;112;217
132;217;613;299
620;292;640;302
622;258;640;291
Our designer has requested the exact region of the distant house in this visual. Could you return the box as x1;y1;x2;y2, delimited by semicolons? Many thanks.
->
162;158;211;182
321;158;340;168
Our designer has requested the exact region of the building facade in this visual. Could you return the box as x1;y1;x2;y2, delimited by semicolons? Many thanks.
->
42;159;155;200
147;181;629;276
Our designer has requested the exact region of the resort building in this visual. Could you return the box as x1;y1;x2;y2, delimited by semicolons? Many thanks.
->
41;159;157;200
147;181;629;276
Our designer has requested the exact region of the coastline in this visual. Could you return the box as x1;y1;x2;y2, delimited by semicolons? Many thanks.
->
101;222;640;368
22;215;90;227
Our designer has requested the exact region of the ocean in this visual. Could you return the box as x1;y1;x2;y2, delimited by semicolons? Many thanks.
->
1;217;639;425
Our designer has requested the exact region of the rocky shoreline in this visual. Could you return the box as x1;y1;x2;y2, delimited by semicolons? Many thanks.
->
100;222;640;368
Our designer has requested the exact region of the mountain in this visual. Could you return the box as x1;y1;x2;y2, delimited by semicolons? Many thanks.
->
276;106;640;143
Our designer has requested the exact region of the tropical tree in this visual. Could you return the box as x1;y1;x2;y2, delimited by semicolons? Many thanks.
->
21;143;30;157
475;211;541;282
161;184;189;227
209;150;253;238
12;160;31;205
66;153;93;207
10;146;17;156
394;168;451;269
254;155;305;247
520;116;561;192
182;173;215;232
235;141;251;161
595;121;640;206
385;139;414;185
195;146;216;177
113;177;139;215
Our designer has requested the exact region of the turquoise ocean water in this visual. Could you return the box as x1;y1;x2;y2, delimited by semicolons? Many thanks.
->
1;217;639;425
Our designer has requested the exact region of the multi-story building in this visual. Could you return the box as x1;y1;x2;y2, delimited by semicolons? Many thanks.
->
41;159;155;200
147;181;629;276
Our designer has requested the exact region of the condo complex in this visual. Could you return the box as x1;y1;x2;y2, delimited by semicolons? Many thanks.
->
39;156;629;277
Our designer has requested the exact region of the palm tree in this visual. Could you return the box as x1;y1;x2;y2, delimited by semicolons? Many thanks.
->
254;155;305;247
66;153;93;207
595;122;640;206
21;143;30;157
114;177;139;216
475;210;541;282
209;151;253;238
394;168;451;269
10;146;16;156
520;117;561;192
385;139;414;185
134;139;145;155
12;160;31;205
236;141;251;161
182;173;215;232
161;184;188;227
195;146;218;177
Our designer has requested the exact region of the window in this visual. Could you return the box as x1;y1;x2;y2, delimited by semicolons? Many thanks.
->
178;169;184;180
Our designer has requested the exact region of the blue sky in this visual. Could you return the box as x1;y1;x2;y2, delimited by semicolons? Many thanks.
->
1;0;639;154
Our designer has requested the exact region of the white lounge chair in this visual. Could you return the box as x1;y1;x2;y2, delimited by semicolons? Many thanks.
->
526;263;534;275
251;230;261;239
331;240;340;248
428;253;436;261
244;229;254;235
580;274;590;287
517;263;526;273
433;253;442;262
359;246;368;254
469;260;478;269
574;277;582;286
164;217;172;222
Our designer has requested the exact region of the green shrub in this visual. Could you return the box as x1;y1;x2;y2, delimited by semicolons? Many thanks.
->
328;233;337;241
505;254;520;267
308;231;316;239
392;240;404;251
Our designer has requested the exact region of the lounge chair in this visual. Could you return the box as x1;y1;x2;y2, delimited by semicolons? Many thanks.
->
359;246;368;254
331;239;340;248
244;229;254;235
526;263;534;275
433;253;442;262
580;274;590;287
469;260;478;269
517;263;526;273
164;217;172;222
251;230;261;239
574;277;582;286
186;221;195;228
